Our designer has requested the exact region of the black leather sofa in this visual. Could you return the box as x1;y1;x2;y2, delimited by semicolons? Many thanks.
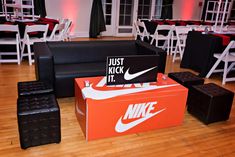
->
34;40;167;98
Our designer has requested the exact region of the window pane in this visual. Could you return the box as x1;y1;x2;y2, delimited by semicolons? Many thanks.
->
139;0;144;4
125;16;131;25
144;0;151;5
126;5;132;15
120;0;125;4
154;0;163;19
126;0;132;5
106;4;112;14
143;6;150;15
119;16;124;25
106;15;111;25
143;16;149;19
138;6;142;15
120;5;125;14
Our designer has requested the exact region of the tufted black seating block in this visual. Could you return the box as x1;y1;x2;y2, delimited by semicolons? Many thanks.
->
168;71;204;89
17;81;53;97
187;83;234;124
17;94;61;149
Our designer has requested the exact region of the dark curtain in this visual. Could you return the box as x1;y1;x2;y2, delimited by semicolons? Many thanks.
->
161;0;174;19
34;0;47;17
0;0;2;12
201;0;209;21
89;0;106;38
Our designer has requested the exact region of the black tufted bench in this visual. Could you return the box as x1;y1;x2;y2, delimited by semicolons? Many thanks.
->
17;81;53;97
17;94;61;149
187;83;234;124
168;71;204;89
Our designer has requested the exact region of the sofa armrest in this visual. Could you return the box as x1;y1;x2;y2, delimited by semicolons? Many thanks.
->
34;42;54;84
135;40;167;73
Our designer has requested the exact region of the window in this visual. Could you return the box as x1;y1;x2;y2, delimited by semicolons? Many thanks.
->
137;0;163;20
102;0;112;25
119;0;134;26
153;0;162;19
137;0;152;19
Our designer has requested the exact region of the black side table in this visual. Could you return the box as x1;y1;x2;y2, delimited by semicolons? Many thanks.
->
187;83;234;124
168;71;204;89
17;94;61;149
17;81;53;97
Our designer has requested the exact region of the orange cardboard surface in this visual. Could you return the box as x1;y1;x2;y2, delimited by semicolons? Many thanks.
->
75;73;188;141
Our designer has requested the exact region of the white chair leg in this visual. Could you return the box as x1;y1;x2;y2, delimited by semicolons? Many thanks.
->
155;40;158;47
172;40;179;62
20;43;25;61
170;34;173;55
150;37;154;45
178;41;183;60
172;43;178;63
222;60;228;85
134;34;137;40
167;39;170;55
179;46;184;60
16;42;20;65
27;44;32;66
227;62;235;73
206;58;223;78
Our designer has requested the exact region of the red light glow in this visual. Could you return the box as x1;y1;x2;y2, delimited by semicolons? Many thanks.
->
61;0;77;33
181;0;195;20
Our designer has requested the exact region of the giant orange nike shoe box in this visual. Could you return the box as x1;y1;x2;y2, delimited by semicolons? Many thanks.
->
75;73;188;141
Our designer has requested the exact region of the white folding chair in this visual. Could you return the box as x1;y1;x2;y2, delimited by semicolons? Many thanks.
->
46;23;65;41
170;26;177;55
196;25;212;32
172;26;192;62
59;18;68;24
212;25;228;32
45;16;59;21
21;24;49;65
206;41;235;85
226;25;235;32
63;19;72;41
133;20;139;40
0;24;21;64
186;25;200;30
135;20;149;41
150;25;174;54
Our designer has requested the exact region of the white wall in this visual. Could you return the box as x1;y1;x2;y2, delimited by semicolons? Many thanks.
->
45;0;93;37
173;0;204;20
45;0;204;37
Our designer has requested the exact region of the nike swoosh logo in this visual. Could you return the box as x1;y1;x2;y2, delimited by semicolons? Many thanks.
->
81;84;179;100
115;108;166;133
124;66;157;80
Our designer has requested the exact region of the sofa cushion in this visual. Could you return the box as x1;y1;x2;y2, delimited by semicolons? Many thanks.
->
55;62;106;77
48;41;137;65
54;62;106;97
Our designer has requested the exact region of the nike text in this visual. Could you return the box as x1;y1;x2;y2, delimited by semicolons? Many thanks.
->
124;101;157;119
108;58;124;66
108;66;124;74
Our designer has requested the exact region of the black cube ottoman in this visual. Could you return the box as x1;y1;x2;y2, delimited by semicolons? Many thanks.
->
17;94;61;149
187;83;234;124
17;81;53;97
168;71;204;89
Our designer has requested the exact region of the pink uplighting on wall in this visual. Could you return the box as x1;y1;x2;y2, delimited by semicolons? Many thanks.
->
61;0;77;33
181;0;195;20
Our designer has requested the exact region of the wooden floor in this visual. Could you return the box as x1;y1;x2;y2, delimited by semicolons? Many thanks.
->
0;37;235;157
